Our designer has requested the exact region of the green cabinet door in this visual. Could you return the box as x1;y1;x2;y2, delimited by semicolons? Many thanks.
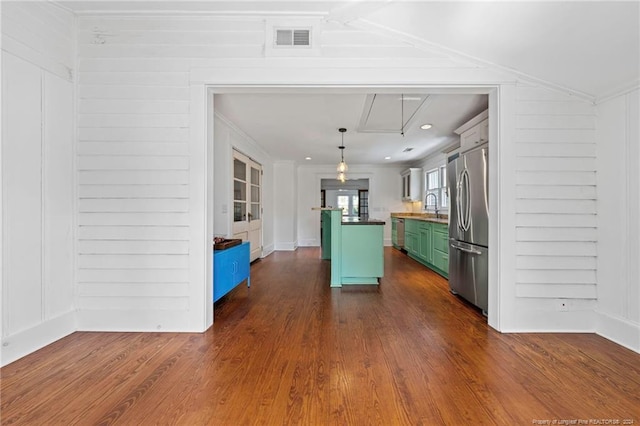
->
391;217;398;248
418;222;432;263
431;223;449;277
405;220;449;278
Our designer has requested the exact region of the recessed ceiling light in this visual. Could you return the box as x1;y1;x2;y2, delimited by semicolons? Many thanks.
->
385;156;391;160
305;157;311;160
420;123;433;130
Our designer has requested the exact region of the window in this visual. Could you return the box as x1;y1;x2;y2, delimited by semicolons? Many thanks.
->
424;165;447;211
337;194;359;217
337;195;349;216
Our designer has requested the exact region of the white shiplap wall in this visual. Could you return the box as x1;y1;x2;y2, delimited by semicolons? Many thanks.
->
1;1;76;365
74;14;481;330
514;85;597;303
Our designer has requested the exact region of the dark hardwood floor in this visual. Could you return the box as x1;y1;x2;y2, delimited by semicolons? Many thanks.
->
2;247;639;425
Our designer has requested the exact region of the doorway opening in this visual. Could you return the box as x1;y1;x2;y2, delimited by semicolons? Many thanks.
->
321;178;369;219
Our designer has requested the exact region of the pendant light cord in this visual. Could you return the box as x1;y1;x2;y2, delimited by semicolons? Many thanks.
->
401;93;405;137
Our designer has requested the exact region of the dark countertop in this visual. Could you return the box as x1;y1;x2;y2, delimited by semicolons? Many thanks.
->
341;217;386;225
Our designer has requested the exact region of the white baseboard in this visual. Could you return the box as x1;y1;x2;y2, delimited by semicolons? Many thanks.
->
500;310;596;333
1;310;77;367
78;309;203;333
297;239;318;247
274;241;298;251
596;311;640;353
262;243;275;257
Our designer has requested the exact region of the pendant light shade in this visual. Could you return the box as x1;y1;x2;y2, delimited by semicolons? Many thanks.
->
336;128;348;181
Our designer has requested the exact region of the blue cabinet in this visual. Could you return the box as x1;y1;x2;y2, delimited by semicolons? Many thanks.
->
213;241;250;302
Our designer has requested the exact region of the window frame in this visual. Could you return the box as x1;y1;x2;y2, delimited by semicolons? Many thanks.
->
423;165;448;212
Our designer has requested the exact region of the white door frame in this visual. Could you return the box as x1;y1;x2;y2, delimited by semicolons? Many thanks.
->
198;77;505;331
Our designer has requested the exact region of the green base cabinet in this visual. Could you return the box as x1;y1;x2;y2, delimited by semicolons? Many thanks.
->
405;219;448;278
391;217;399;248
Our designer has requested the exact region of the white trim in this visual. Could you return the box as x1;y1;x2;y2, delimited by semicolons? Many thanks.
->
1;310;76;367
490;85;514;331
77;309;196;332
214;111;272;161
595;80;640;105
188;84;211;331
274;242;298;251
193;66;503;334
262;243;275;257
595;311;640;353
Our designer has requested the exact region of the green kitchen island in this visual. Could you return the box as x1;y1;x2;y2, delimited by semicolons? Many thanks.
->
318;209;385;287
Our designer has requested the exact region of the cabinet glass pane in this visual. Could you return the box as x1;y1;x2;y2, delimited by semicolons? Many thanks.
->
234;180;246;201
234;159;246;180
234;202;246;222
251;167;260;185
251;203;260;220
251;185;260;203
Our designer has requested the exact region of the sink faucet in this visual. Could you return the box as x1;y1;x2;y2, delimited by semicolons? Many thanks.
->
425;193;439;218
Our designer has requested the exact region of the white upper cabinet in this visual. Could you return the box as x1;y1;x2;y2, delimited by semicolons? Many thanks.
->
401;168;422;201
455;110;489;153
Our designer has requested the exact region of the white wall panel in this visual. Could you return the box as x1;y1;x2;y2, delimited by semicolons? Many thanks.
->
79;85;190;100
2;53;44;335
78;254;189;269
516;213;597;228
79;170;189;185
1;1;76;366
513;84;598;316
78;198;189;212
595;88;640;352
78;283;189;298
77;156;189;170
43;73;75;320
79;113;190;128
77;142;188;157
78;184;188;198
78;240;189;255
77;212;190;226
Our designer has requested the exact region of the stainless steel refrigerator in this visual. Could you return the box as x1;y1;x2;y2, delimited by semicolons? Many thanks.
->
447;144;489;313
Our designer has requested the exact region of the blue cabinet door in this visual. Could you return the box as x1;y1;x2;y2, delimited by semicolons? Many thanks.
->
213;242;250;302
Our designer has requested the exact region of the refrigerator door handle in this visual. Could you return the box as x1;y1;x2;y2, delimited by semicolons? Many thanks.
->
450;241;482;255
459;168;471;232
456;176;463;231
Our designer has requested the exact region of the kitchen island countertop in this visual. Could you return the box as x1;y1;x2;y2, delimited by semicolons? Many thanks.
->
341;217;385;225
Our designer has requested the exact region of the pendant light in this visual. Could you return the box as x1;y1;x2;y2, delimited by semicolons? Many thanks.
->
336;128;348;182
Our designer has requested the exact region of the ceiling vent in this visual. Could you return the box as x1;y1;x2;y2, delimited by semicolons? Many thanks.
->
275;28;311;48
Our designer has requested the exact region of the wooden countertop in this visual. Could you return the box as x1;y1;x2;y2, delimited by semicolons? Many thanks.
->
390;213;448;225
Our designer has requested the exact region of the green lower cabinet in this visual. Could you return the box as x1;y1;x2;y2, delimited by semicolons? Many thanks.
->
431;249;449;274
405;231;418;256
391;218;399;248
418;223;432;264
405;219;448;278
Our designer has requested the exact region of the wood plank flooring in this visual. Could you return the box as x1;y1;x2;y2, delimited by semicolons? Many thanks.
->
2;247;639;425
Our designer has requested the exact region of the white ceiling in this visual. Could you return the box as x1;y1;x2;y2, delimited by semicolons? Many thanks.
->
215;91;488;165
59;1;639;166
363;1;640;100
